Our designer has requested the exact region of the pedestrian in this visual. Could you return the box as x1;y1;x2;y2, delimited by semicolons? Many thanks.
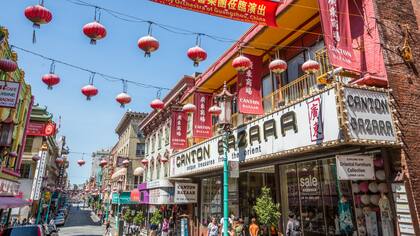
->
161;217;169;236
249;218;259;236
105;220;111;235
220;215;233;236
207;217;218;236
286;212;301;236
168;217;174;236
22;218;27;225
29;217;35;225
234;218;244;236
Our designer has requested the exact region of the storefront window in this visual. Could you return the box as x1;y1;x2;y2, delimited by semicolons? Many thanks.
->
201;177;222;225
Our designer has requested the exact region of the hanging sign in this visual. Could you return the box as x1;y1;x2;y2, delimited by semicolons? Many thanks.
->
193;92;213;138
336;155;375;180
229;160;239;178
237;54;264;115
0;179;20;196
0;81;20;108
318;0;358;72
170;110;188;150
174;182;198;203
150;0;279;27
27;122;57;137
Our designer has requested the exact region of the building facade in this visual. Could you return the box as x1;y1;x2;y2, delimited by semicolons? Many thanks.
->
0;26;33;225
140;0;420;235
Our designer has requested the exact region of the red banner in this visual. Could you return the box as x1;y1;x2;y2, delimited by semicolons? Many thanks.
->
150;0;279;27
318;0;358;72
193;92;213;138
237;54;264;115
26;122;56;136
170;111;188;150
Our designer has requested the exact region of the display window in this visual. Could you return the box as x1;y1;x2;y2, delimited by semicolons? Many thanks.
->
200;176;222;225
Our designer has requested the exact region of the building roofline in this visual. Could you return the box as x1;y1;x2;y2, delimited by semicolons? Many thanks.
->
115;111;147;135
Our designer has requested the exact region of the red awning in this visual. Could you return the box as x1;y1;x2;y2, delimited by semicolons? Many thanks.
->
0;197;31;209
130;189;140;202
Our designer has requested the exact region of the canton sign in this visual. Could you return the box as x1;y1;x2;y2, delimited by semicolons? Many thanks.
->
171;88;341;176
344;87;396;142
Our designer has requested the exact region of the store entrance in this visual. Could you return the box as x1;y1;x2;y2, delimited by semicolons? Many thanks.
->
280;159;355;236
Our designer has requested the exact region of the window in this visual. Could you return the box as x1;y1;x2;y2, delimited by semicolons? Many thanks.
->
262;74;276;113
20;163;31;178
164;126;169;145
145;139;149;155
158;130;162;149
24;136;34;153
136;143;145;157
151;137;155;153
286;52;305;83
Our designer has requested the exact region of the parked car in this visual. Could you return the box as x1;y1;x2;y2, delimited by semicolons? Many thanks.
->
54;215;65;226
1;225;46;236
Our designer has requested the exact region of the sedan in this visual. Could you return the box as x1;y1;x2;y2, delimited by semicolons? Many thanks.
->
54;215;65;226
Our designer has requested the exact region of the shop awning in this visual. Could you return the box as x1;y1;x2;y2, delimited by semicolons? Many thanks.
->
130;189;140;202
133;167;144;176
112;191;137;205
0;197;30;209
111;168;127;180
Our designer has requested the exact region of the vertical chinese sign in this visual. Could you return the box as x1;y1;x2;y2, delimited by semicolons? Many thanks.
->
171;110;188;150
317;0;358;71
149;0;279;27
237;54;264;115
193;92;213;138
306;96;324;142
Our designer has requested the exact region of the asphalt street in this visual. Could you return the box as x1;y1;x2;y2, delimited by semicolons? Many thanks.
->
58;205;105;236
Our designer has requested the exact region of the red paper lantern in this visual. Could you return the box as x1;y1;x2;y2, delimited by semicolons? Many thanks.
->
0;59;18;73
302;59;320;74
269;59;287;74
232;55;252;72
138;35;159;57
55;158;64;165
81;84;98;100
32;154;40;162
115;92;131;107
150;98;164;110
42;73;60;90
182;103;196;113
160;156;168;163
141;159;149;166
187;46;207;67
99;159;108;167
77;159;86;166
208;105;222;116
83;21;107;45
24;4;53;27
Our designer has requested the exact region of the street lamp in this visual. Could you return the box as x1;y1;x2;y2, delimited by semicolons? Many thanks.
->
116;178;124;236
213;81;234;236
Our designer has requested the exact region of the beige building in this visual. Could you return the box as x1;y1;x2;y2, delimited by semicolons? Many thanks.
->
110;111;147;192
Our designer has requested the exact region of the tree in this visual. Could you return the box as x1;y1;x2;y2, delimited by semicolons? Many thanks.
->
253;187;281;236
133;211;145;227
150;210;163;226
123;209;134;224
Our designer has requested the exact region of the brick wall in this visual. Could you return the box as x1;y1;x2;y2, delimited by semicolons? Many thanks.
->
374;0;420;233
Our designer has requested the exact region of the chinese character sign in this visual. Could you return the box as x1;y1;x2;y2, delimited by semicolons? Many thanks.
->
171;110;188;150
193;92;213;138
306;96;324;142
150;0;279;27
318;0;358;72
237;54;264;115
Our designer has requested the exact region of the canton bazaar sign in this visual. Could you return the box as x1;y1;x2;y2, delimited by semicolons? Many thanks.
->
150;0;280;27
170;86;398;177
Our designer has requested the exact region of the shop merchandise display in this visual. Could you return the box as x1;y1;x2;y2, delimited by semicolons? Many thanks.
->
350;156;394;236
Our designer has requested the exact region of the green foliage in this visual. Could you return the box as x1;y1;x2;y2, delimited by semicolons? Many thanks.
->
253;187;281;228
123;210;134;223
133;211;145;226
150;210;163;225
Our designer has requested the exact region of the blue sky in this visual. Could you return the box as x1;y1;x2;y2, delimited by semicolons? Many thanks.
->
1;1;250;184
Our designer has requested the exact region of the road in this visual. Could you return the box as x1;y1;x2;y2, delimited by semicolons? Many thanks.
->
59;205;105;236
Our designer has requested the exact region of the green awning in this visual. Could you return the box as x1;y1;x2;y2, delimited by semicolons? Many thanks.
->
111;192;137;204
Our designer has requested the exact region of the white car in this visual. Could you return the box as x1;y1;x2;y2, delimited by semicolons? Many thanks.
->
54;215;65;226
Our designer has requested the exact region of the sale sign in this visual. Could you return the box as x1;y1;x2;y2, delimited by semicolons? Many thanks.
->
237;54;264;115
193;92;213;138
150;0;279;27
170;110;188;150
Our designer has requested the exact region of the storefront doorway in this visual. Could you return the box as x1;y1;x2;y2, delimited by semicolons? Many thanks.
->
280;158;355;236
